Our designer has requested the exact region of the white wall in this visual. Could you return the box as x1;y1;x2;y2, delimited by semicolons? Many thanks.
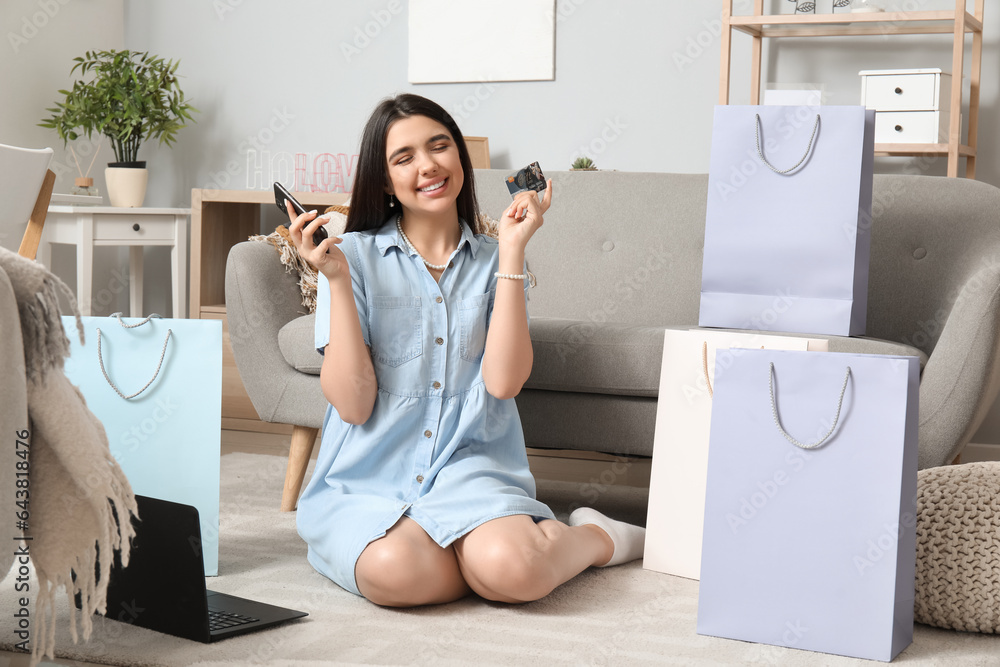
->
1;0;127;312
119;1;754;204
1;0;124;184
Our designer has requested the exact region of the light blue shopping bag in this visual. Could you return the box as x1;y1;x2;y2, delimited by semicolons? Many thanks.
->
62;314;222;576
697;348;918;662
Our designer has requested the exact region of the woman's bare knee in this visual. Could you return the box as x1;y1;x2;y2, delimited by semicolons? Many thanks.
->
472;542;556;603
355;539;417;605
355;521;470;607
456;518;562;603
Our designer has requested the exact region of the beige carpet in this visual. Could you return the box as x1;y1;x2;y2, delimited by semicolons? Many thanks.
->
2;452;999;666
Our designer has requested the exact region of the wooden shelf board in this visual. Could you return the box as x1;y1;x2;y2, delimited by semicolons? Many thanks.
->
746;23;974;38
192;188;350;207
730;11;981;32
874;143;976;157
201;304;228;314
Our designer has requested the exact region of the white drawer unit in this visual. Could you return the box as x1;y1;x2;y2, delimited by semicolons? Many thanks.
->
93;214;179;242
859;68;954;144
874;110;951;145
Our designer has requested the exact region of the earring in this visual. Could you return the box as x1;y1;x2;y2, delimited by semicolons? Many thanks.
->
388;194;395;208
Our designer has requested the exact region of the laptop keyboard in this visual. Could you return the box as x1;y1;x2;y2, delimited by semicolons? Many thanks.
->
208;608;260;632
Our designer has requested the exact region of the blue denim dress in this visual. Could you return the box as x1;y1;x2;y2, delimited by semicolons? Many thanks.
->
296;216;555;596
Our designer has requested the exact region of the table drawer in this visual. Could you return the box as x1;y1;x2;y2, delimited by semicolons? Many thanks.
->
875;111;949;144
93;215;178;241
862;73;949;112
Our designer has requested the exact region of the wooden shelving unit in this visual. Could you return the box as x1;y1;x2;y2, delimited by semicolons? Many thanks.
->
719;0;984;178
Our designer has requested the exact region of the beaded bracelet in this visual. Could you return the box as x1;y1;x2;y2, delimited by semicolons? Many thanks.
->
495;272;527;281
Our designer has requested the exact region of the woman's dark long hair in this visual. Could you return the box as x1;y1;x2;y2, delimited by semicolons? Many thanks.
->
346;94;480;234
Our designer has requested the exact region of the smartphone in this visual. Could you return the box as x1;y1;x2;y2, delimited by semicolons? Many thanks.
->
273;182;329;248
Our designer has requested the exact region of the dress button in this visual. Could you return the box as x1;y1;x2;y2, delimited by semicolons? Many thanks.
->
424;430;432;438
432;381;441;389
416;475;424;483
435;296;443;303
435;337;444;345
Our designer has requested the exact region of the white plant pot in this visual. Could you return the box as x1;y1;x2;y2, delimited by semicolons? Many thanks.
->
105;165;148;207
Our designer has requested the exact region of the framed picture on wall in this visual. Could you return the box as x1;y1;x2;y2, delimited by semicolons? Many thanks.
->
408;0;555;84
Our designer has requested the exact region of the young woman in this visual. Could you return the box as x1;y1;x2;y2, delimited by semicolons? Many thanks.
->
287;94;645;607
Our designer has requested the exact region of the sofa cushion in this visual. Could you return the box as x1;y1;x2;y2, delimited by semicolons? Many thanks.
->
526;318;928;398
278;314;323;374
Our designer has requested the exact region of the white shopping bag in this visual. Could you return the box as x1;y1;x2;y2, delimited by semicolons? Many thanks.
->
699;105;875;336
643;330;827;580
697;349;919;662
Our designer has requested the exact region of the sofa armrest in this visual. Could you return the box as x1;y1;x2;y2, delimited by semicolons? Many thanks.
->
225;241;325;426
918;261;1000;469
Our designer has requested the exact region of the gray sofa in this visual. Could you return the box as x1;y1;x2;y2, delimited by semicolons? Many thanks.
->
226;170;1000;510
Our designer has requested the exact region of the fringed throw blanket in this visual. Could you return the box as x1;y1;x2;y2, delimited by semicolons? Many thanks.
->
0;246;137;665
251;223;325;314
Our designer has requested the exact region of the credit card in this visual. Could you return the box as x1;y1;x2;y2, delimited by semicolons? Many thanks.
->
505;161;546;198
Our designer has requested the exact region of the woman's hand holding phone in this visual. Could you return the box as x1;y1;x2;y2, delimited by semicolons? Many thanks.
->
285;201;349;281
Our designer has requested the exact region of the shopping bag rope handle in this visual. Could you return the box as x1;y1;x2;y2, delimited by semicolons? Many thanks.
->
96;312;172;400
110;312;161;328
702;342;714;398
768;361;851;449
755;113;820;175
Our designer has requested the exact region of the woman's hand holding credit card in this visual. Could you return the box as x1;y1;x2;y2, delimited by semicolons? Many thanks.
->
500;162;552;249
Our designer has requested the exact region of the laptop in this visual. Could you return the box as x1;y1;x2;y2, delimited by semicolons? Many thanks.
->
94;494;307;642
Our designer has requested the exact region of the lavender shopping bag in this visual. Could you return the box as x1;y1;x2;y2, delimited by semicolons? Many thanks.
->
697;349;919;662
699;105;875;336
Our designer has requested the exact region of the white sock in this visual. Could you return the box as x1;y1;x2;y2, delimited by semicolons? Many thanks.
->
569;507;646;567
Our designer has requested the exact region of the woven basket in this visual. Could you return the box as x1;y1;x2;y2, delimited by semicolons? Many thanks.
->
915;461;1000;633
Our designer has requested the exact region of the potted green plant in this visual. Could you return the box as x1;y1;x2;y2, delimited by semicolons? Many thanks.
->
570;157;597;171
39;49;197;207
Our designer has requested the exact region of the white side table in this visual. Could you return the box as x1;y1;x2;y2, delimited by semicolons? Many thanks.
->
39;206;189;318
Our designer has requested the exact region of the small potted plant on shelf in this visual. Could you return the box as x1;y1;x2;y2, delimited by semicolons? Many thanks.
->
39;49;197;207
570;156;597;171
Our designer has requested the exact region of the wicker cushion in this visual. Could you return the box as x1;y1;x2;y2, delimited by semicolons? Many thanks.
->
915;462;1000;633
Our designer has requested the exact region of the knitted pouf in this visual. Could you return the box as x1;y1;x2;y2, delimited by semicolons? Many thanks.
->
915;461;1000;633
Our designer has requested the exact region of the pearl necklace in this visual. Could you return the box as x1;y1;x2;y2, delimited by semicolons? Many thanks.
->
395;214;450;270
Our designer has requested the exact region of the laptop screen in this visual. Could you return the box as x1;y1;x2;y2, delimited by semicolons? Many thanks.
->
101;495;212;642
